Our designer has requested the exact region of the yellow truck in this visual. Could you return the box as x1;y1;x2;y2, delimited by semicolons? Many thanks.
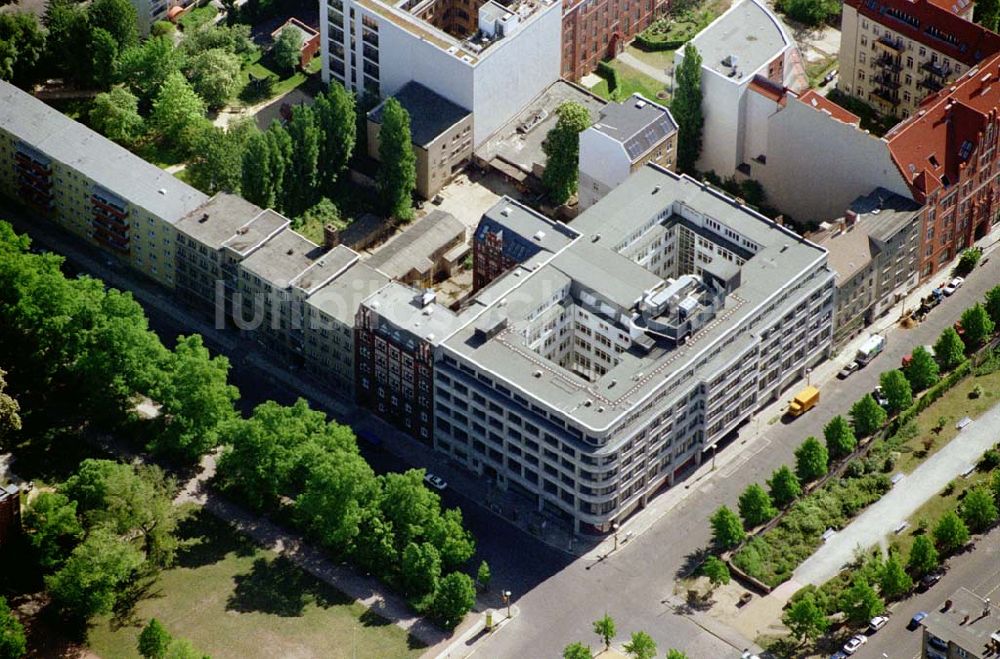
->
787;385;820;417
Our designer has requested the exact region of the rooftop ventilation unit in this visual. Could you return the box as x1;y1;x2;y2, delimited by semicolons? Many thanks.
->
501;206;511;216
635;99;647;109
533;230;546;241
420;289;436;307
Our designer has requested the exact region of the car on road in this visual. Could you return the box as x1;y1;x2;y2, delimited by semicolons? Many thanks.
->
842;634;867;654
908;611;928;630
919;571;944;591
837;361;860;379
867;615;889;633
423;473;447;490
822;69;838;85
873;385;889;408
943;276;964;295
829;652;848;659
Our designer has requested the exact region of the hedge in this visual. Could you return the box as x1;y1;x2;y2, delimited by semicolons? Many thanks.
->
596;61;619;94
889;360;973;435
633;34;688;52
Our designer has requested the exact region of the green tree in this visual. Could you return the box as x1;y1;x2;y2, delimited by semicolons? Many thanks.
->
180;23;256;60
400;541;442;597
294;450;378;553
839;574;884;626
904;345;939;391
879;551;913;600
738;483;777;528
88;0;138;51
187;119;256;194
377;98;417;220
23;491;84;571
709;505;745;549
241;131;276;209
779;0;839;25
90;27;119;89
151;20;176;37
702;555;731;587
879;369;913;414
672;43;703;173
163;638;203;659
116;36;183;105
0;12;45;87
272;26;302;75
187;47;241;109
90;87;145;146
563;641;591;659
268;122;294;212
934;510;970;554
795;436;828;483
540;101;591;204
138;618;172;658
960;303;996;348
352;507;397;578
313;84;356;194
623;631;657;659
992;470;1000;507
959;486;998;533
666;651;689;659
850;394;887;438
42;0;90;83
984;285;1000;327
976;0;1000;37
823;415;857;460
476;560;491;590
45;525;145;618
907;535;939;578
934;326;967;371
0;369;21;448
294;198;340;236
767;465;802;507
151;72;206;152
0;596;26;659
782;591;828;642
285;105;321;216
593;613;616;651
150;334;238;462
430;571;476;629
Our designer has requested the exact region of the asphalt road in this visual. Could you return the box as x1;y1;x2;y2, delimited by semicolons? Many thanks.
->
853;526;1000;659
8;207;1000;658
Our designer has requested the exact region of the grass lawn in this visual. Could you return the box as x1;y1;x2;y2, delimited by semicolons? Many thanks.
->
87;510;425;659
234;51;318;108
625;44;675;71
893;366;1000;474
178;4;219;31
134;139;187;170
591;59;667;103
805;54;837;87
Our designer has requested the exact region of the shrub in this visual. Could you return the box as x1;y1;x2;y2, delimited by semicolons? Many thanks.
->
596;61;620;95
979;449;1000;471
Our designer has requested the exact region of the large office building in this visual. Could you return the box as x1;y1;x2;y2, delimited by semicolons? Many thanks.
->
838;0;999;119
320;0;562;146
560;0;669;81
356;165;835;532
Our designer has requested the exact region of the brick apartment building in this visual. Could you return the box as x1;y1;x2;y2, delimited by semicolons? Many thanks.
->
886;53;1000;278
838;0;1000;119
561;0;670;81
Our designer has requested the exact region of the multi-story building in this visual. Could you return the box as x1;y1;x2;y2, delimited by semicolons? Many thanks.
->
366;82;473;199
320;0;561;146
674;0;799;177
0;81;208;289
358;165;835;532
838;0;999;120
921;587;1000;659
812;189;921;346
560;0;669;81
130;0;177;36
578;93;677;209
886;53;1000;278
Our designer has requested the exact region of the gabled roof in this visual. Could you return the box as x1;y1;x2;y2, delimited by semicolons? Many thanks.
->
797;90;861;125
886;53;1000;199
590;94;678;162
846;0;1000;67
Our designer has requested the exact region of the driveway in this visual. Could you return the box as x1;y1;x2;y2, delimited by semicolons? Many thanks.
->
791;401;1000;589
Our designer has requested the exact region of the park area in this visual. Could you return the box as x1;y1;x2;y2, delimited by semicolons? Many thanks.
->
87;510;425;659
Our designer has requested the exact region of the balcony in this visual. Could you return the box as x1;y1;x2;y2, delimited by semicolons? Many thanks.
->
875;35;905;53
91;195;128;218
92;226;130;252
919;76;944;91
14;151;52;176
871;87;900;106
875;53;902;71
873;72;900;89
91;214;129;235
920;60;950;77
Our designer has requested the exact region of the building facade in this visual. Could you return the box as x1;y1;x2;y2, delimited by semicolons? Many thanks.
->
921;587;1000;659
838;0;998;120
560;0;669;81
579;93;677;209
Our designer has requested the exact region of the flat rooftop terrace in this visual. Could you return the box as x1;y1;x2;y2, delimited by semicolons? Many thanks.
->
688;0;789;81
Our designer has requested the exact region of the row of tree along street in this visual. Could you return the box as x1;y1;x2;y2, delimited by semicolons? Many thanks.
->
562;613;691;659
0;222;479;638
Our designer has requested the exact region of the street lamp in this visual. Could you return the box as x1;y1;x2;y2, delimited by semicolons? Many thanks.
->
613;522;620;551
502;590;512;619
806;367;813;386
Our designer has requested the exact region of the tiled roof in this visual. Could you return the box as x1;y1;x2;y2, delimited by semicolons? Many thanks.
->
886;53;1000;198
846;0;1000;67
797;90;861;125
748;76;788;103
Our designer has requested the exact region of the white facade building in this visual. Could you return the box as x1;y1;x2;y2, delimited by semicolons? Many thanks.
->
320;0;562;146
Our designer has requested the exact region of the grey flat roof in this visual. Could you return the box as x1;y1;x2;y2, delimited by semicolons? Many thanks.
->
175;193;271;250
366;210;465;278
593;94;678;161
475;197;579;268
223;209;290;256
369;81;471;148
363;281;470;344
240;228;328;289
847;188;921;243
442;165;827;431
688;0;789;81
293;244;360;293
307;262;390;326
0;81;208;223
923;587;1000;651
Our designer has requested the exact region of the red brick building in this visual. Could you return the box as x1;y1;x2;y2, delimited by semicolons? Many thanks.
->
887;53;1000;279
561;0;670;81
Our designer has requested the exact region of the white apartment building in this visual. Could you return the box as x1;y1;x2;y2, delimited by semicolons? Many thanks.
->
320;0;562;146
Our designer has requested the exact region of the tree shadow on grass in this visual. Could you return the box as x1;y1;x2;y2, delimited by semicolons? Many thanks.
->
110;573;163;631
675;546;710;580
174;508;256;569
226;555;351;617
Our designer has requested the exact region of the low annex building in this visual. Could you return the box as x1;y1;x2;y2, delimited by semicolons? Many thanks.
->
355;165;835;533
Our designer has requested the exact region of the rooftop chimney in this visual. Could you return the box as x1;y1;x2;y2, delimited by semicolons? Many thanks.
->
323;224;341;250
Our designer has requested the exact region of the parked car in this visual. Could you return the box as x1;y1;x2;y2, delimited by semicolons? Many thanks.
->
829;652;849;659
822;70;838;86
838;361;860;379
423;473;448;490
842;634;868;655
908;611;928;630
867;615;890;633
919;571;944;591
873;385;889;408
943;276;964;295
